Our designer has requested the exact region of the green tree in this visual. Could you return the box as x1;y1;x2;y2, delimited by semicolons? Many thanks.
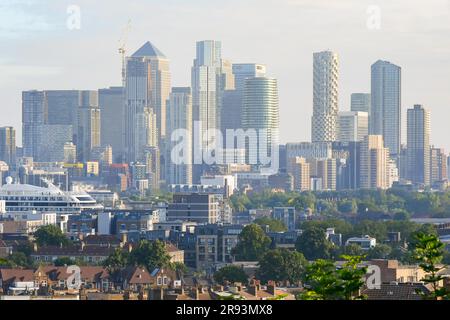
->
366;244;392;259
213;265;248;285
0;257;14;267
172;262;188;278
103;248;130;282
352;220;388;242
338;200;357;214
8;252;30;268
408;224;438;249
341;244;364;257
54;257;75;266
129;240;171;271
254;217;287;232
34;225;70;247
232;224;271;261
336;255;367;300
298;259;340;300
393;210;410;221
298;255;367;300
257;249;307;284
295;226;333;260
412;233;449;300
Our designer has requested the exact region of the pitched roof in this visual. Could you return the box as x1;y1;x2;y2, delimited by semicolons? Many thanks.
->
362;283;432;300
132;41;166;58
43;266;109;282
84;235;121;246
122;266;153;284
0;268;35;282
165;242;182;253
32;245;115;257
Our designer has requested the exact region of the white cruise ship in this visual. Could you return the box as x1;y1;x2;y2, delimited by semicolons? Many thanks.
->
0;178;103;214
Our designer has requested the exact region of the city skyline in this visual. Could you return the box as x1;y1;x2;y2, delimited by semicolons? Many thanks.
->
1;0;450;151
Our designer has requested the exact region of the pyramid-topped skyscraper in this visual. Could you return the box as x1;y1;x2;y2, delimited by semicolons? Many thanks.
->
132;41;166;58
124;41;171;175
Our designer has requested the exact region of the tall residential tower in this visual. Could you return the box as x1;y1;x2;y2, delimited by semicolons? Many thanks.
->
311;51;339;143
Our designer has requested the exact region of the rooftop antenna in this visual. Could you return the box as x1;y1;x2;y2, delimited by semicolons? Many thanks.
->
118;19;132;88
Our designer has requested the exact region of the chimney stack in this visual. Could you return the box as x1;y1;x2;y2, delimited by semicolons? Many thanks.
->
267;281;276;295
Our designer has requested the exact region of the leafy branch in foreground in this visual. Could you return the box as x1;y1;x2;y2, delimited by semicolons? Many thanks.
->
412;233;449;300
298;255;367;300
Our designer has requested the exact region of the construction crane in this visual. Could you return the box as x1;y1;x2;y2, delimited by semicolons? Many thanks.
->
118;19;132;87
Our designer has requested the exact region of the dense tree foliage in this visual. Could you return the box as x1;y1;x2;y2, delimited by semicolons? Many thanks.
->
230;189;450;218
53;257;76;267
298;255;367;300
34;225;70;247
103;247;130;281
213;265;248;285
232;224;271;261
412;233;449;300
128;240;172;271
257;249;307;284
295;226;334;260
253;217;287;232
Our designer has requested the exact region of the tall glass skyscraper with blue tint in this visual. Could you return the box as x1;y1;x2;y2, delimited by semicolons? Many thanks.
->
370;60;401;159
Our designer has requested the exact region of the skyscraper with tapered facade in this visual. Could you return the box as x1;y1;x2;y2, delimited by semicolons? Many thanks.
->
311;51;339;143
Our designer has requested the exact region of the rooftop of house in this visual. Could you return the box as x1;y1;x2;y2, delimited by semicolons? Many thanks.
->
0;268;35;283
31;244;116;257
122;266;153;285
361;282;433;300
165;242;182;253
1;266;110;284
83;234;122;246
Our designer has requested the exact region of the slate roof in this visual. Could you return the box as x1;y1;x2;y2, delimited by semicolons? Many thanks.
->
361;283;432;300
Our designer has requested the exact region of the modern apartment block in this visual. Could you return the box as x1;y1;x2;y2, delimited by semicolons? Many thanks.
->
167;193;220;224
272;207;296;231
311;51;339;143
350;93;371;113
338;111;368;143
430;147;448;186
242;77;279;170
194;224;243;271
166;87;193;185
0;127;16;168
406;105;430;186
221;63;266;137
287;157;311;191
309;158;337;191
359;135;389;189
98;86;124;160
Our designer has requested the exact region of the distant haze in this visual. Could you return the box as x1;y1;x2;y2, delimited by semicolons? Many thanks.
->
1;0;449;151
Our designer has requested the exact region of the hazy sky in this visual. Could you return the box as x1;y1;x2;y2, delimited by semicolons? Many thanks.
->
1;0;450;151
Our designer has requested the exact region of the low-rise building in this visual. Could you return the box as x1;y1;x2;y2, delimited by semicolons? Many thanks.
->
195;224;243;271
346;235;376;250
30;243;119;265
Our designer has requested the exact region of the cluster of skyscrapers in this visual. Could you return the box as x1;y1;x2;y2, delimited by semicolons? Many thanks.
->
0;42;447;194
292;51;447;191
